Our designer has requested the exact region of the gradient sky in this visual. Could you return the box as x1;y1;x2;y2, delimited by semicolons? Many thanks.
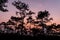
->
0;0;60;24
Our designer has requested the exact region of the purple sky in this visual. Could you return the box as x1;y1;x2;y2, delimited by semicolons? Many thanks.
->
0;0;60;24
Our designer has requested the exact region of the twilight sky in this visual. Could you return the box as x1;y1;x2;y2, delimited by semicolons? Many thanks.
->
0;0;60;24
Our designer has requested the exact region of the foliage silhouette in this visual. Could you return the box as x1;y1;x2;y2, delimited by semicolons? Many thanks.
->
0;0;60;37
7;20;15;25
57;24;60;28
0;0;8;12
31;28;41;36
36;10;53;34
37;10;50;19
12;0;29;11
27;16;34;23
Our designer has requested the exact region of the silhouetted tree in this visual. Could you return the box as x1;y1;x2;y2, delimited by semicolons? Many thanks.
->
37;10;53;34
0;0;56;36
12;0;30;35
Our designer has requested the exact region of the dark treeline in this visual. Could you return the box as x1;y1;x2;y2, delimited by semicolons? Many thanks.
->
0;0;60;37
